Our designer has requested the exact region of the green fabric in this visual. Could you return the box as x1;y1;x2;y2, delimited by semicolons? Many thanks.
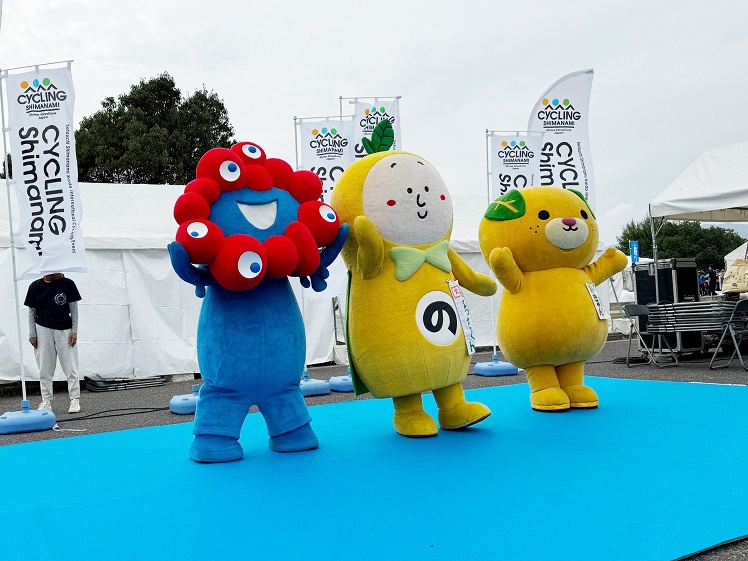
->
362;120;394;155
345;270;370;396
389;240;452;281
485;190;527;221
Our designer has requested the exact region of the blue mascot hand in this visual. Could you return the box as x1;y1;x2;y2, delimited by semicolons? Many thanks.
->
302;224;348;293
168;241;214;298
321;223;349;268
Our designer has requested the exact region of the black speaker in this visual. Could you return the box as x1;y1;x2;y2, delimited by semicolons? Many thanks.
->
632;259;702;353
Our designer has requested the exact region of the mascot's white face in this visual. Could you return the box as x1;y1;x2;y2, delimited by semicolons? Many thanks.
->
362;153;453;246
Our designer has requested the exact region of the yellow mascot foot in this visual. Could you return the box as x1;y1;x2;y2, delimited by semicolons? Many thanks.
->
393;410;438;438
438;401;491;430
530;387;571;412
562;384;599;409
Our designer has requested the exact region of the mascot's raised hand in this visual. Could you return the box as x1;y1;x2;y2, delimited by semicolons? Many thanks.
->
170;141;347;463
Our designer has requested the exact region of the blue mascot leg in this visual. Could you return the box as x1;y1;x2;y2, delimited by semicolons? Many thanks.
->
259;385;318;452
191;383;252;463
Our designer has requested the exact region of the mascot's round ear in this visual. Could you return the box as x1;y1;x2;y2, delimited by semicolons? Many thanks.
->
568;188;596;219
484;189;526;221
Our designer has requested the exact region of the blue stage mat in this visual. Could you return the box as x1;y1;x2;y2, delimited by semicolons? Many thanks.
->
1;377;747;561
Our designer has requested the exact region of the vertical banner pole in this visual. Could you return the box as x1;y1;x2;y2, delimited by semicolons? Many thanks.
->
485;130;498;357
0;70;28;402
293;116;300;171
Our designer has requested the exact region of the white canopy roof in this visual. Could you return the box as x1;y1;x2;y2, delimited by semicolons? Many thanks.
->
649;141;748;221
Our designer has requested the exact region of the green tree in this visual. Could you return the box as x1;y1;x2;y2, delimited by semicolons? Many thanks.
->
617;215;745;270
75;73;234;185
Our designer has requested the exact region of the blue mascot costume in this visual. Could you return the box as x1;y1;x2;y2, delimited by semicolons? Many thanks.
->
169;142;347;463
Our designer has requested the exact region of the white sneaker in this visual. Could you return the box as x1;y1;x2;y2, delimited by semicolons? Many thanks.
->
38;401;52;410
68;398;80;414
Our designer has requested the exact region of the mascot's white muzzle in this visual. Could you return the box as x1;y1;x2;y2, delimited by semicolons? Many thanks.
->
545;217;589;250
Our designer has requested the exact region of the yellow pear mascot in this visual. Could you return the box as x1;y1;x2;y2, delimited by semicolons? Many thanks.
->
331;121;497;437
479;186;627;412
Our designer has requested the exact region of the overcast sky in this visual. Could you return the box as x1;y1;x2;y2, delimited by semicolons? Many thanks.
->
1;0;746;245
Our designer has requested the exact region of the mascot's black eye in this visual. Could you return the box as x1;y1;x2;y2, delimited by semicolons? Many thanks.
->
407;188;413;194
580;209;588;219
538;210;550;220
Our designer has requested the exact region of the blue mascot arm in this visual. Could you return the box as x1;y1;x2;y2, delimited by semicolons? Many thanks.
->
168;241;217;298
299;223;349;292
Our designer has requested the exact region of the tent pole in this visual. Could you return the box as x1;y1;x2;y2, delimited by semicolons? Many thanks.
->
649;211;660;302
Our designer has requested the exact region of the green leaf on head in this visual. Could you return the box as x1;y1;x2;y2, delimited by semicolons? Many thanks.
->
363;120;395;155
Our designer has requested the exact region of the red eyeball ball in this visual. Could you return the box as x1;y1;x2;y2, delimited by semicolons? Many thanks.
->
176;219;224;264
174;192;211;225
263;235;299;278
288;170;323;204
231;142;267;167
184;178;221;205
196;148;247;192
284;222;321;277
263;158;294;190
297;201;340;247
210;234;267;291
245;165;274;192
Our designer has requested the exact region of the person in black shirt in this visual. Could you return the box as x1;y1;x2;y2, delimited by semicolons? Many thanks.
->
24;273;82;413
708;266;718;296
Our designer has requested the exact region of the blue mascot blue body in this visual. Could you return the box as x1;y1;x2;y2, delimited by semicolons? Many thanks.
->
169;142;347;463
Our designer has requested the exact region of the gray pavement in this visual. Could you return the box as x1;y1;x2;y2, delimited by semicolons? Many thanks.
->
1;338;747;559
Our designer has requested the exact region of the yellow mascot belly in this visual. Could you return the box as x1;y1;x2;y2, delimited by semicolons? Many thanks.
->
349;258;469;398
498;268;607;368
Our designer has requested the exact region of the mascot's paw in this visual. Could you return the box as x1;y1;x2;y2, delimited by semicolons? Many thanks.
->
562;384;599;409
269;423;319;452
190;435;243;463
530;387;571;412
393;410;438;438
438;401;491;430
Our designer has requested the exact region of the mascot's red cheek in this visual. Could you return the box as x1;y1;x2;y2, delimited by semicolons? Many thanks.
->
287;170;323;204
176;219;225;264
297;201;340;247
263;235;299;278
284;222;321;277
210;234;268;291
174;192;210;224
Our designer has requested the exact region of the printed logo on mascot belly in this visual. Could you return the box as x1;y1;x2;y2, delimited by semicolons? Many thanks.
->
536;98;581;130
415;291;461;346
17;78;68;117
309;127;348;161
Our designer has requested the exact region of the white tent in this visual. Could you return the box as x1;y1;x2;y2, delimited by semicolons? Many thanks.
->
650;141;748;221
0;184;501;382
648;141;748;300
725;241;748;272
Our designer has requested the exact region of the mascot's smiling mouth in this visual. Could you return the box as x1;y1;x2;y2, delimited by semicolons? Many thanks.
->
237;200;278;230
417;210;428;219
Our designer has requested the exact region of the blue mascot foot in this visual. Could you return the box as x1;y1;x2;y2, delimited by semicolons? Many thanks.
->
269;423;319;453
190;435;244;463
